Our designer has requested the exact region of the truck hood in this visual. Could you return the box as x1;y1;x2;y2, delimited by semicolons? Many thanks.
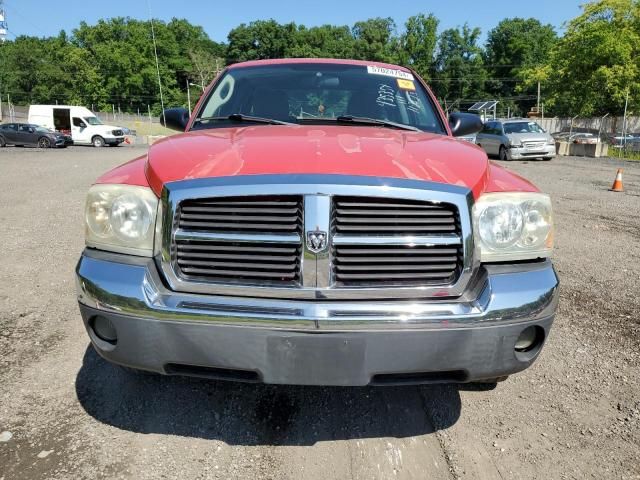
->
145;125;490;198
506;132;552;143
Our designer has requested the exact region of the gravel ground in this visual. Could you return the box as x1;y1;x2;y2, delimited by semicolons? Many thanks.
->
0;146;638;480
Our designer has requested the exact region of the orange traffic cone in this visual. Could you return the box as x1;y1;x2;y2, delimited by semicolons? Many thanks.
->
610;169;624;192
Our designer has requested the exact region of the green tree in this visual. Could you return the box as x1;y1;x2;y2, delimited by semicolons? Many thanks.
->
395;14;439;81
432;25;487;103
351;17;398;62
287;25;356;58
226;20;297;62
484;18;557;114
538;0;640;116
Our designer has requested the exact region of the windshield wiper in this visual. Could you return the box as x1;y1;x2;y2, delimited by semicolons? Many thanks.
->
334;115;420;132
194;113;294;126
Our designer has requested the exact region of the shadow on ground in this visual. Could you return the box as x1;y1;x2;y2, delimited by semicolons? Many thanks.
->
76;346;467;446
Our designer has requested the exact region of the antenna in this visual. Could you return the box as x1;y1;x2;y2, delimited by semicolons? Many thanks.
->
0;1;8;42
147;0;166;125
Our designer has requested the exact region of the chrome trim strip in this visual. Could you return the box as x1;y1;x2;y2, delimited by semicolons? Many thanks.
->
332;234;462;246
303;194;331;288
174;230;301;244
77;250;558;330
159;175;477;300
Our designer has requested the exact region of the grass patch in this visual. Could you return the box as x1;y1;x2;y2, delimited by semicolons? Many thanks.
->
609;148;640;161
120;120;177;137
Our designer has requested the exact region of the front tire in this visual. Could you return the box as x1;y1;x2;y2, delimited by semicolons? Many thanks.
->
92;136;105;148
0;136;5;147
499;145;509;161
38;137;51;149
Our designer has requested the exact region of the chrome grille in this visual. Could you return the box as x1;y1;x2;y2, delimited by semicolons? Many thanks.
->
174;195;303;286
333;245;462;286
175;240;301;285
178;196;302;234
333;197;458;235
332;196;462;287
161;176;474;300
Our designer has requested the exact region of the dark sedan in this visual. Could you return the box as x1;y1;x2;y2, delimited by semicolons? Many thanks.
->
0;123;73;148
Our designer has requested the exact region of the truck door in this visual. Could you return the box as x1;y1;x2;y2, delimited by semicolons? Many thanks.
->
53;108;71;134
72;117;91;144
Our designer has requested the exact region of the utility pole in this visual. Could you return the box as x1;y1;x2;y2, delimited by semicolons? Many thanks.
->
537;81;541;114
186;78;192;115
622;88;630;148
0;1;7;122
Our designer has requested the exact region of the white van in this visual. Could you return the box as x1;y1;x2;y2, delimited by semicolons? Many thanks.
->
28;105;125;147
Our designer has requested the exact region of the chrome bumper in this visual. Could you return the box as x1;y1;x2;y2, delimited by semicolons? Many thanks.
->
509;145;556;159
76;249;559;385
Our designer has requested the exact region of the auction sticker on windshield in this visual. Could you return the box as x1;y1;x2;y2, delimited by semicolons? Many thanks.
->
367;66;414;80
397;79;416;91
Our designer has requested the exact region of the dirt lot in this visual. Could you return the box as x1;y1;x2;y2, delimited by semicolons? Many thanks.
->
0;146;638;480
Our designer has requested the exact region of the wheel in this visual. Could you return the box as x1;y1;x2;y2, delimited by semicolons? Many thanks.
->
498;145;509;161
542;156;554;161
38;137;52;148
92;136;105;147
0;136;5;147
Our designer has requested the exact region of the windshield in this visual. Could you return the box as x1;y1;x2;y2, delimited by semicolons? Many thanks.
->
85;116;103;125
195;64;445;133
504;121;545;134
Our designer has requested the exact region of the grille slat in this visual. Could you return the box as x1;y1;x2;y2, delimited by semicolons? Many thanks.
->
180;221;299;231
332;196;463;287
177;252;298;262
334;196;459;235
336;263;458;272
336;208;453;217
335;216;455;225
333;245;461;285
335;224;457;232
178;259;298;271
175;195;303;286
179;196;302;234
181;266;298;280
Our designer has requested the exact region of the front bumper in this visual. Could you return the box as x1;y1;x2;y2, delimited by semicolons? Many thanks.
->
509;145;556;159
76;250;559;386
104;136;125;145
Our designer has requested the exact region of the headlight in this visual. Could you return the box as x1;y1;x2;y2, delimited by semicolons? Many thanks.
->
473;192;553;262
85;184;158;256
509;139;522;148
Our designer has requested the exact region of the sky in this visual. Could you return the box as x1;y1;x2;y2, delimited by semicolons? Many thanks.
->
3;0;585;43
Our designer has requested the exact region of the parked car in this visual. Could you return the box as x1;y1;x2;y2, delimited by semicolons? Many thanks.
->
28;105;125;147
606;133;640;148
0;123;73;148
76;58;558;387
476;119;556;160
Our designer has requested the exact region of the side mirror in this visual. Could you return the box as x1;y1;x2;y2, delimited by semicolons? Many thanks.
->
80;122;87;129
449;112;483;137
161;108;190;131
29;127;35;133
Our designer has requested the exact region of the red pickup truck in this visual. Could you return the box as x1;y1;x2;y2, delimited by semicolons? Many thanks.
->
76;59;558;386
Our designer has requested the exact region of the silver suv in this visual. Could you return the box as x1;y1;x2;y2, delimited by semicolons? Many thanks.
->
476;119;556;161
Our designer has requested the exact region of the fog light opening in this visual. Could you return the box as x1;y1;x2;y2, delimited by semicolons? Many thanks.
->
515;326;544;353
91;316;118;345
